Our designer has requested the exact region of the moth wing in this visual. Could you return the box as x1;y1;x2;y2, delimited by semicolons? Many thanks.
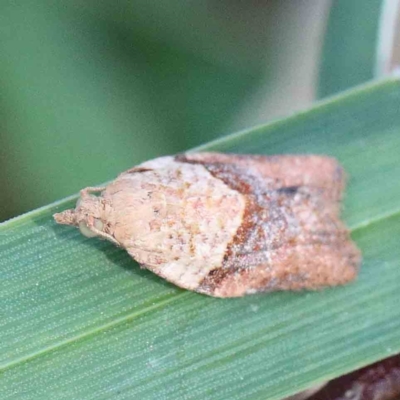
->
176;153;360;297
178;152;345;202
200;240;360;297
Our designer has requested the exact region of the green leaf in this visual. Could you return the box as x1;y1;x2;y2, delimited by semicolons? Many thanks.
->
318;0;383;97
1;78;400;399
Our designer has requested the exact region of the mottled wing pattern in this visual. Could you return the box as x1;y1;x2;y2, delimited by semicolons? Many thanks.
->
177;153;360;297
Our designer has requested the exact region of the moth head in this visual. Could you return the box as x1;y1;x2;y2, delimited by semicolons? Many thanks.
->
54;187;108;241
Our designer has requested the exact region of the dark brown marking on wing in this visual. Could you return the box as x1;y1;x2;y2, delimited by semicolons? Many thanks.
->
276;186;300;195
122;167;154;175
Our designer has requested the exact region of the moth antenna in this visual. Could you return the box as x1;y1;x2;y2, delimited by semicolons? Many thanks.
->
53;209;77;226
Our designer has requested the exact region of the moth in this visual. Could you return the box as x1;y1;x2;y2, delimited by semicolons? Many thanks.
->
54;153;361;297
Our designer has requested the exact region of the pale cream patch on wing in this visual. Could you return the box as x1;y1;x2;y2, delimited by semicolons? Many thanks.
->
105;157;245;291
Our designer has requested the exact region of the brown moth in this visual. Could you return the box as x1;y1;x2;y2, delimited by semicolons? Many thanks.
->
54;153;361;297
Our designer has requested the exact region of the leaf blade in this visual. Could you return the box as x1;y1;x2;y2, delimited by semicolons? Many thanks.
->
1;78;400;399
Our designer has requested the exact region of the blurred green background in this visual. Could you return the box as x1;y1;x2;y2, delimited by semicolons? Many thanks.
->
0;0;395;222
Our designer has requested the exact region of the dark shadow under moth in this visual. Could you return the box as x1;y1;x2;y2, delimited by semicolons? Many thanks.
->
54;153;361;297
